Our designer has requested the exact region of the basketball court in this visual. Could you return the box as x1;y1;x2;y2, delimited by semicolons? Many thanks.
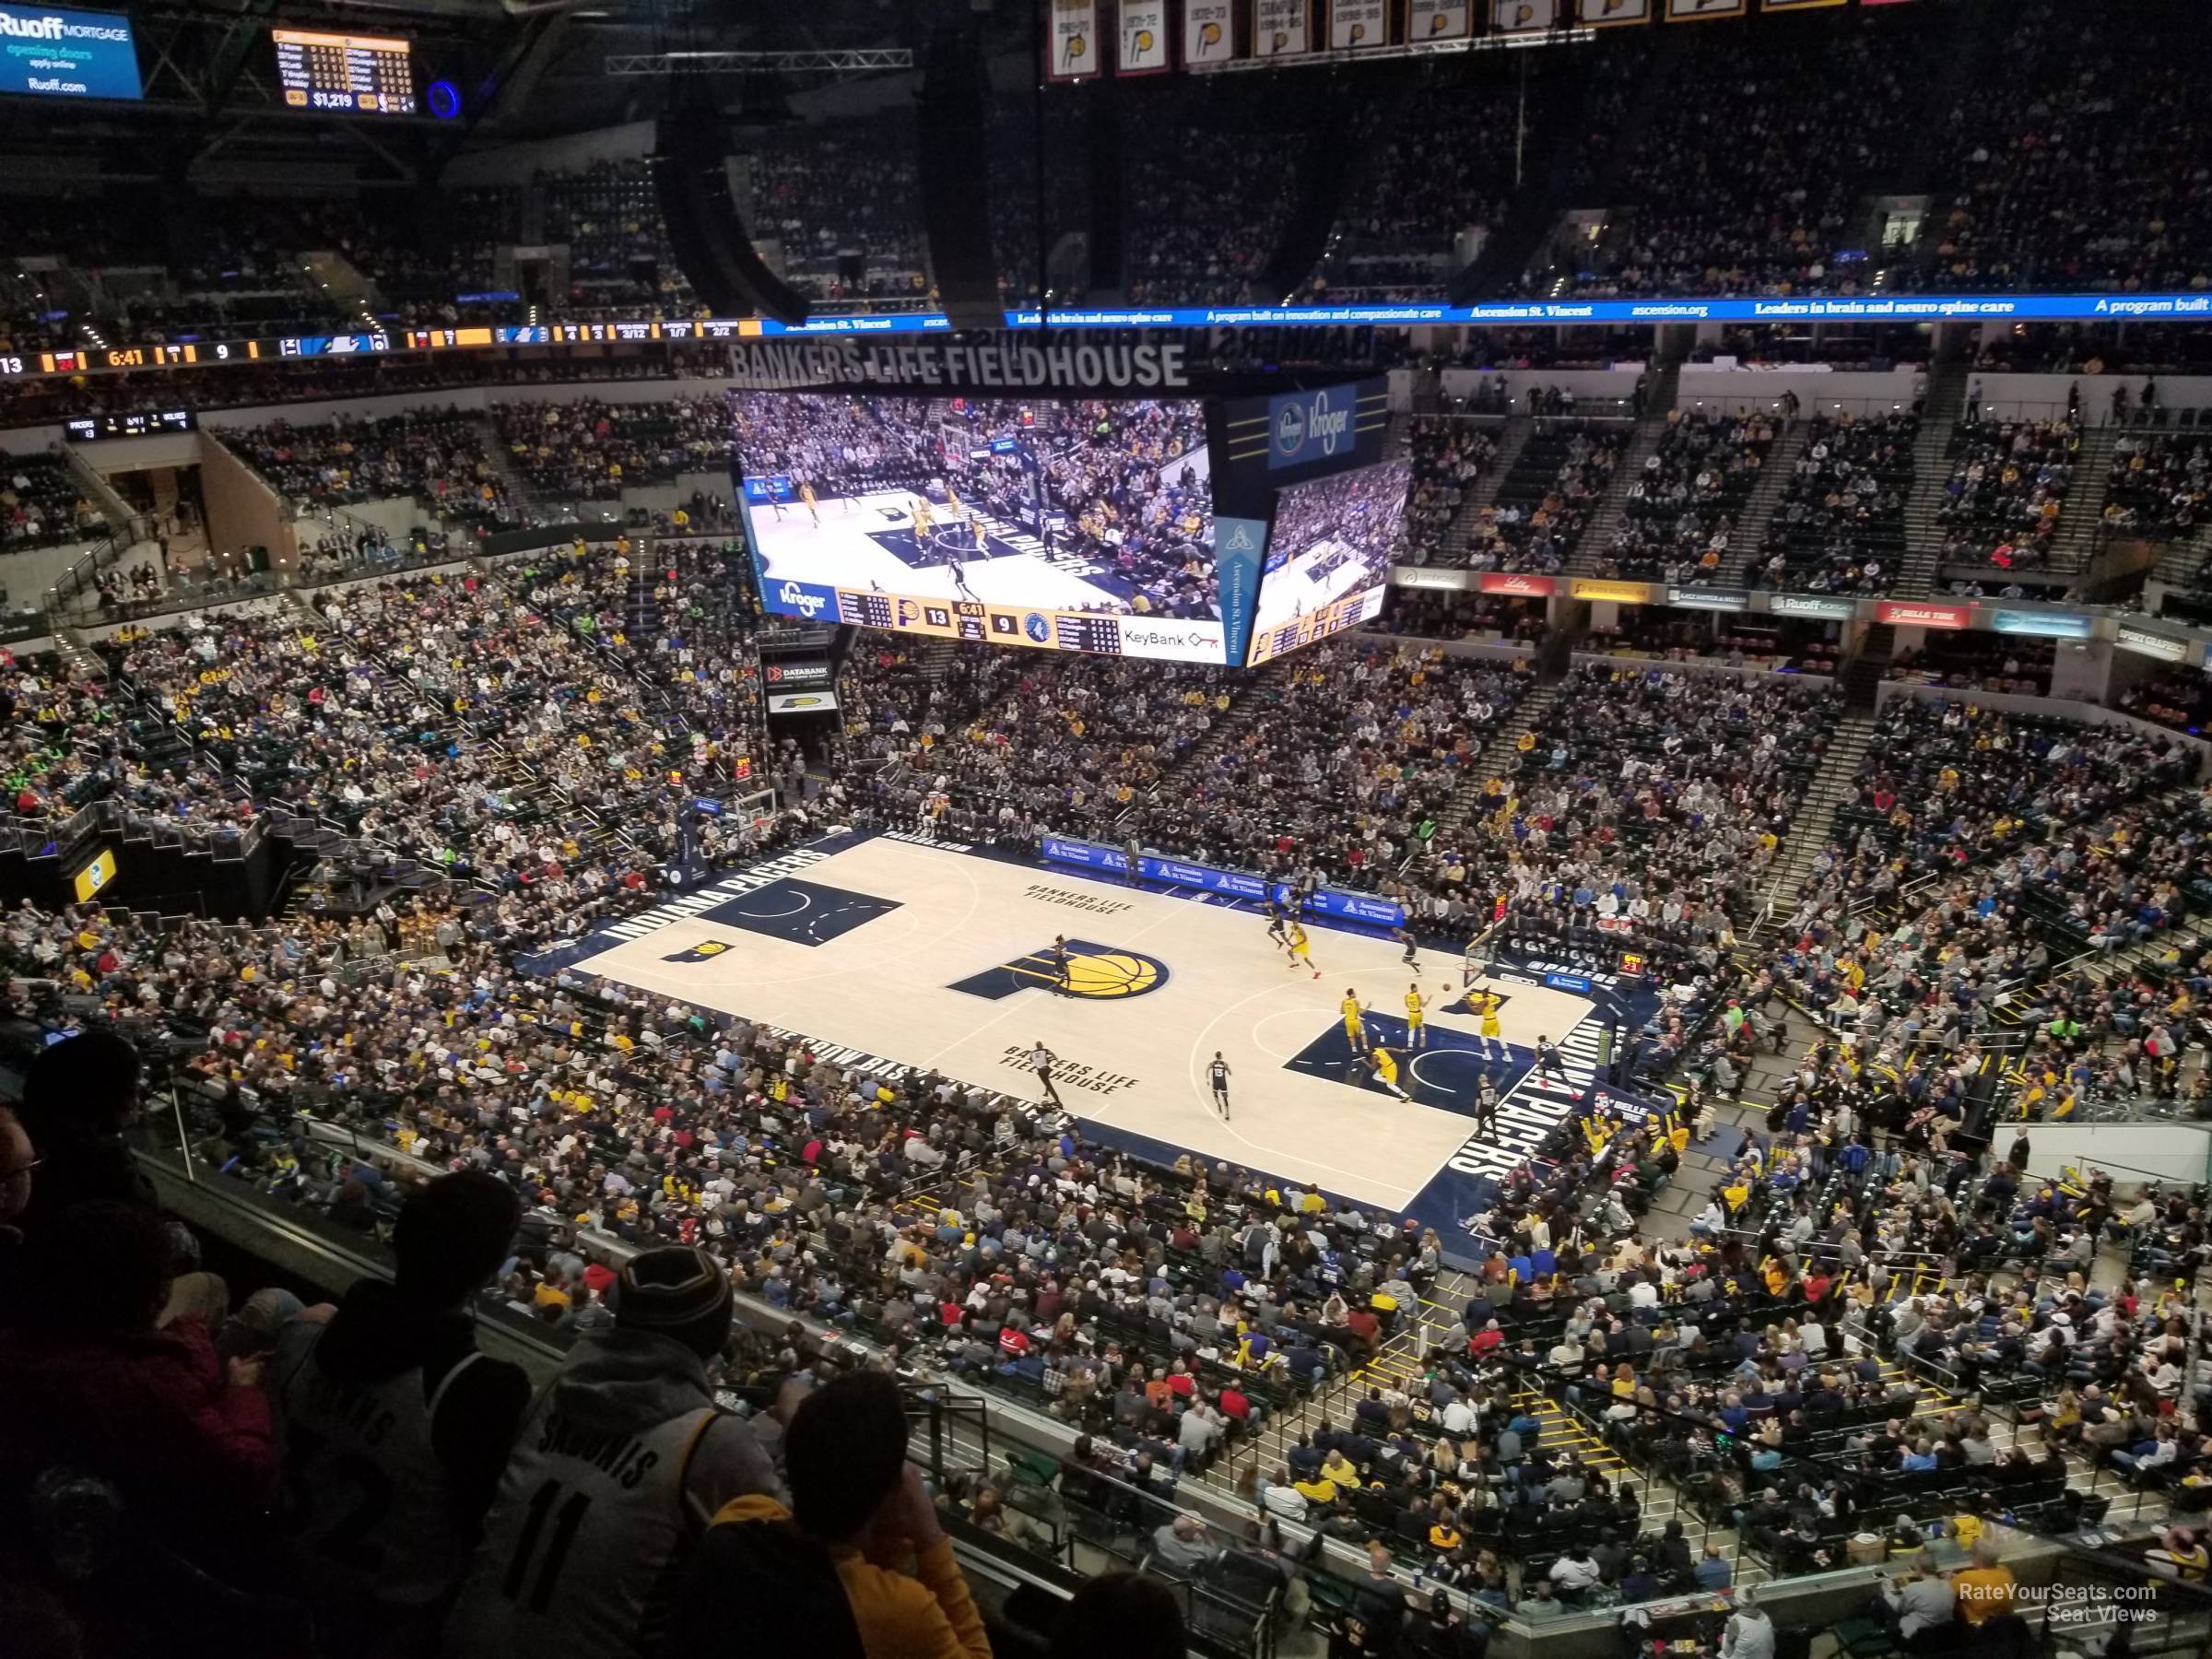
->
525;830;1647;1227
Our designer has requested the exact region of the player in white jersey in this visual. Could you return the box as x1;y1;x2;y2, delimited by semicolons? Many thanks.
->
442;1246;782;1659
271;1172;530;1645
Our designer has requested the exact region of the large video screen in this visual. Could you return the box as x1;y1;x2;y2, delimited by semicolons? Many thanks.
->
0;6;141;100
1242;458;1410;667
734;392;1228;663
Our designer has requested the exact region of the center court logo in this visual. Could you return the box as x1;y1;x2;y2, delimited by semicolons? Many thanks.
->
663;938;733;963
949;937;1170;1001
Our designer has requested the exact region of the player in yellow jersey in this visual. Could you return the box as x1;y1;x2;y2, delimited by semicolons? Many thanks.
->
1286;921;1318;977
1477;991;1503;1057
799;479;819;526
1340;988;1368;1053
1405;983;1427;1049
1369;1044;1410;1101
912;494;935;537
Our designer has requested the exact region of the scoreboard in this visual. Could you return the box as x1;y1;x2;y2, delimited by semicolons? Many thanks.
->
273;29;418;115
64;409;194;442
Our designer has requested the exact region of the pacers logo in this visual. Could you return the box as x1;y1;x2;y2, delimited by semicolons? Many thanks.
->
949;936;1170;1002
663;938;734;963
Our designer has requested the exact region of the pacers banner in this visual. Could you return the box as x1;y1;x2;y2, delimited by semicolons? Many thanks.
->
1118;0;1171;72
1253;0;1312;57
1578;0;1652;22
1406;0;1471;39
1048;0;1102;78
1333;0;1389;47
1665;0;1746;18
1490;1;1559;33
1185;0;1238;64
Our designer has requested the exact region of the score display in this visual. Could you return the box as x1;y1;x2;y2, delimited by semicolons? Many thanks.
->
64;409;194;442
273;29;418;115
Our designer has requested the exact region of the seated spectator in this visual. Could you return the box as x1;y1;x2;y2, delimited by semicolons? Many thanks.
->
10;1028;156;1240
664;1369;991;1659
271;1171;530;1653
447;1243;782;1659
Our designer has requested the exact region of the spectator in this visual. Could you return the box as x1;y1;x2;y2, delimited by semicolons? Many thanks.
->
1052;1571;1188;1659
1720;1585;1775;1659
663;1369;990;1659
447;1244;782;1659
9;1028;155;1239
271;1171;530;1653
1950;1539;2016;1627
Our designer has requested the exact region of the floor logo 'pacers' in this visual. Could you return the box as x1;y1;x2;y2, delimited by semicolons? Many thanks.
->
663;939;735;963
949;937;1170;1001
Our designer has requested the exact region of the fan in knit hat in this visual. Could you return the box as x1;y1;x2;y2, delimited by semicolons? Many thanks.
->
615;1245;735;1359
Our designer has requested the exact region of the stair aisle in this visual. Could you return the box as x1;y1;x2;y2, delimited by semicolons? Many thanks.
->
1894;364;1970;596
1430;680;1560;841
1563;394;1677;577
1720;420;1810;586
1746;712;1879;937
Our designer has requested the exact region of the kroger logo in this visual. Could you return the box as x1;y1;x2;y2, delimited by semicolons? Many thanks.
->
1269;387;1354;467
775;580;831;619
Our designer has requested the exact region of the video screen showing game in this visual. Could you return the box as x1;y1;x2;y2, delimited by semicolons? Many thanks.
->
1242;458;1411;666
734;391;1228;662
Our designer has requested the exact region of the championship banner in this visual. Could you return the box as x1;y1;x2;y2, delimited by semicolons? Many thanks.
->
1253;0;1312;57
1490;0;1559;29
1333;0;1389;47
1118;0;1171;72
1665;0;1746;18
1185;0;1238;64
1406;0;1471;39
1048;0;1102;78
1578;0;1652;23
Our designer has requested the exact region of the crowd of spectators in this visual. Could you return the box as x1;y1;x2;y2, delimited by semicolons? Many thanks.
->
1593;407;1773;585
1375;590;1546;647
1751;412;1916;596
1453;421;1624;577
2102;430;2211;538
1559;11;1925;298
747;117;930;306
490;397;728;501
1404;417;1497;561
1935;417;2078;573
218;409;514;527
0;449;103;552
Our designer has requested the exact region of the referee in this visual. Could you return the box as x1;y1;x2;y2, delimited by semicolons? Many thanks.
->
1207;1051;1232;1120
1030;1040;1065;1109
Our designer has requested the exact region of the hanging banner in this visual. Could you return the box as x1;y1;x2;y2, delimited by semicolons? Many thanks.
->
1490;0;1560;29
1216;517;1267;664
1479;571;1557;596
1407;0;1472;39
1665;0;1746;17
1254;0;1312;55
1118;0;1171;72
1769;593;1857;619
1048;0;1102;77
1185;0;1239;64
1877;600;1971;630
1333;0;1389;46
1578;0;1652;22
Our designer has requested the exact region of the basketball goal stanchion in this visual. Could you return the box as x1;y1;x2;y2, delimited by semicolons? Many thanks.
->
1461;917;1506;994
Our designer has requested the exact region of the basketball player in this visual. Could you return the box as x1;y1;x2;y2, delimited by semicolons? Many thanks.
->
1265;895;1291;952
1286;919;1319;978
1476;990;1504;1057
1030;1039;1065;1108
1405;982;1427;1050
798;478;820;527
271;1172;530;1642
1369;1043;1410;1102
443;1247;782;1659
912;493;935;539
1393;924;1419;969
1208;1050;1232;1119
947;546;982;605
1535;1034;1573;1091
1340;987;1369;1054
1049;934;1072;993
